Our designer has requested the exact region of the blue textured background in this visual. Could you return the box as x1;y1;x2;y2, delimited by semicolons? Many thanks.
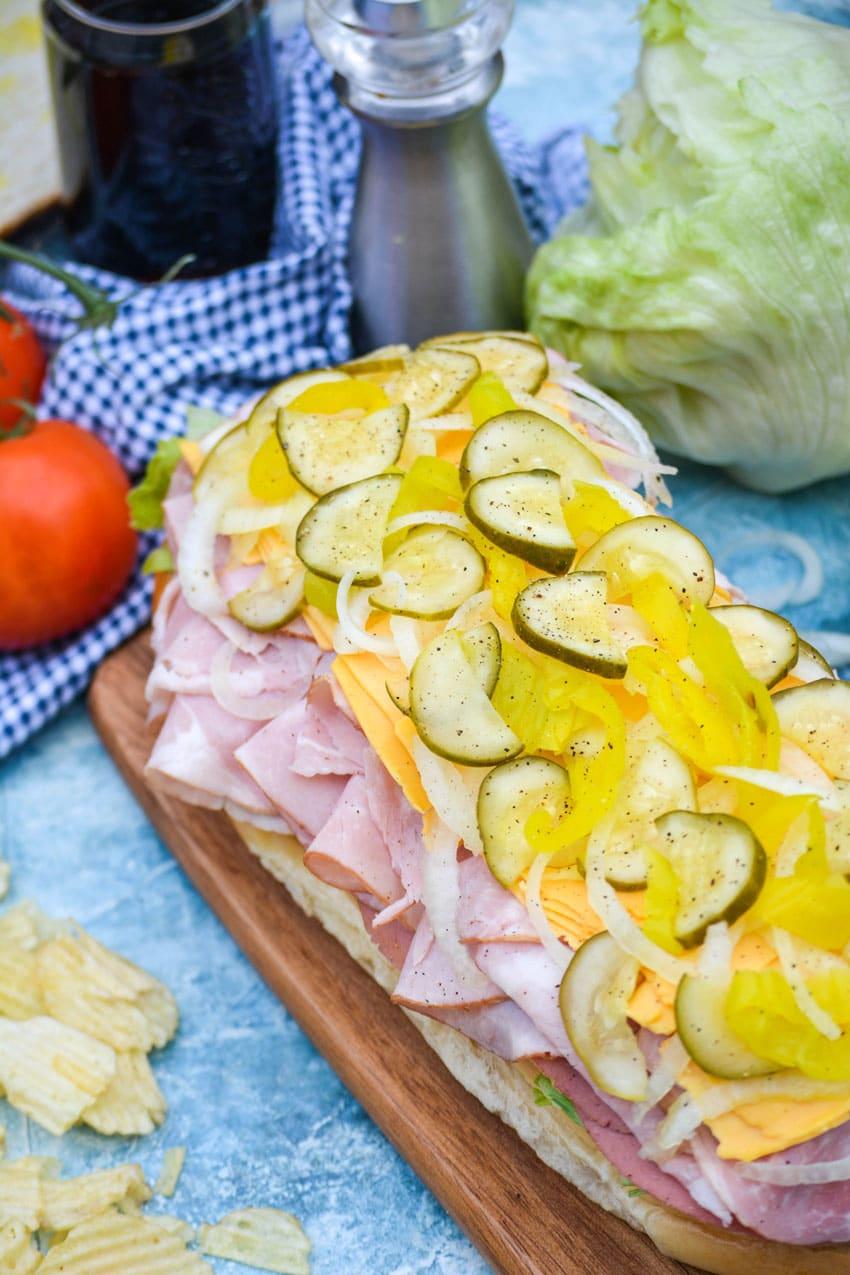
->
2;2;850;1271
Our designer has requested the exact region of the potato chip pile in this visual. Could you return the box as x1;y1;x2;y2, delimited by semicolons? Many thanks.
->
0;901;176;1137
0;1151;310;1274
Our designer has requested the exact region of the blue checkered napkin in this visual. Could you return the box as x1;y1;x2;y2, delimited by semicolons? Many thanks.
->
0;26;588;760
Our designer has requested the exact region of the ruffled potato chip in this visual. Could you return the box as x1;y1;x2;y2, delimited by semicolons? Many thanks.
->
0;901;61;952
0;944;43;1020
153;1147;185;1198
0;1156;58;1230
41;1163;150;1233
146;1213;195;1242
38;1210;211;1273
36;933;178;1053
0;1017;115;1135
198;1208;311;1274
83;1051;167;1138
0;1218;42;1274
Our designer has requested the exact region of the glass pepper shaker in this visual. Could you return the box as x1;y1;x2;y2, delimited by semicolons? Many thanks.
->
305;0;534;352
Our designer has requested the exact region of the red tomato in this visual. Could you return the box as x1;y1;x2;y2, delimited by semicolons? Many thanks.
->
0;303;46;431
0;421;138;649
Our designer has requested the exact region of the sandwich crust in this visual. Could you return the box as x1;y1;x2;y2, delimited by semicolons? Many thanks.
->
233;820;850;1275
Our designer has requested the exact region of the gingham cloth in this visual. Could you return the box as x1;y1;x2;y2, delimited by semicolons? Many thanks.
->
0;26;588;760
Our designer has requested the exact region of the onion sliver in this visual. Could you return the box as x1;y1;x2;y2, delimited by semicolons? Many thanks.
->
412;738;483;853
445;589;494;633
525;852;570;973
389;615;421;672
386;510;467;536
336;570;397;656
773;927;841;1040
178;489;232;618
219;502;293;536
585;816;687;986
422;816;493;994
209;641;293;721
697;922;733;982
739;1156;850;1186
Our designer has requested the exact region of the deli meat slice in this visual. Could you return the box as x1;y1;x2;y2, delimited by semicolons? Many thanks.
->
235;703;348;843
363;752;423;903
305;774;402;905
293;679;369;778
458;856;538;945
692;1121;850;1244
393;917;505;1011
146;694;280;818
432;1001;554;1061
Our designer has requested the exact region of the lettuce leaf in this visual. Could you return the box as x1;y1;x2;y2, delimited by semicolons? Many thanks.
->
528;0;850;492
127;437;183;530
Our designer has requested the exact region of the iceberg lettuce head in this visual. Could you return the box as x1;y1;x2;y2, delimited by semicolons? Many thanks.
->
527;0;850;492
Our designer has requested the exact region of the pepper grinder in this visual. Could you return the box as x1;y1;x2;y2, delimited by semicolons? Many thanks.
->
305;0;534;352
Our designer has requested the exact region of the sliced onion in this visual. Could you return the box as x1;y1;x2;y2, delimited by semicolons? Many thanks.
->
412;738;483;853
177;490;232;618
650;1092;702;1156
579;475;653;518
775;811;813;879
336;570;397;657
584;816;688;985
415;412;473;432
209;641;293;721
377;570;408;611
773;927;841;1040
219;502;292;536
698;922;734;981
422;816;494;993
739;1156;850;1185
716;764;832;802
525;851;571;973
388;615;421;672
445;589;494;633
636;1035;690;1122
386;510;467;536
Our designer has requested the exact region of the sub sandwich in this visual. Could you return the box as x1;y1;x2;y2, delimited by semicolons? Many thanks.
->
141;332;850;1272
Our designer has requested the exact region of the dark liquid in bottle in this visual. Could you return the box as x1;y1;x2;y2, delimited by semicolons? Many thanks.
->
43;0;278;278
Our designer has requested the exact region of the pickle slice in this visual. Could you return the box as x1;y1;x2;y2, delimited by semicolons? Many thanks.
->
462;621;502;697
711;604;798;688
424;333;548;394
793;638;834;682
388;348;480;421
295;473;402;585
246;369;349;441
774;679;850;780
341;344;410;375
278;403;408;496
459;409;604;490
478;756;571;887
227;566;305;632
578;516;715;606
604;739;696;890
465;469;576;573
194;421;253;500
512;573;626;678
409;625;521;766
386;679;410;715
655;811;767;948
675;975;778;1080
559;932;648;1101
370;526;485;620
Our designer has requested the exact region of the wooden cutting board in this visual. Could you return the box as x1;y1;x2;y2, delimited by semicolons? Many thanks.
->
89;630;697;1275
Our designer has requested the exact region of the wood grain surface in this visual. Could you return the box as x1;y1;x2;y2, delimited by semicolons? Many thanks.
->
89;630;696;1275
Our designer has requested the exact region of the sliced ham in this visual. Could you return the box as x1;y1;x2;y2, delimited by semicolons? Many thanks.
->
475;942;574;1059
691;1122;850;1244
363;751;424;902
146;694;276;817
392;917;505;1011
293;679;368;778
432;1002;554;1061
458;856;538;945
235;703;348;843
304;775;402;905
358;900;414;969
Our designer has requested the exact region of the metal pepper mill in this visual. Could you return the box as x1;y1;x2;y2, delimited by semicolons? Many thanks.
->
305;0;534;352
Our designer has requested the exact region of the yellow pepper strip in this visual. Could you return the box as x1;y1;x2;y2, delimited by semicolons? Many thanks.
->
631;573;689;660
466;529;529;620
562;479;632;545
627;645;737;772
304;570;338;619
248;432;300;502
492;644;584;755
467;372;516;427
726;969;850;1081
642;848;682;955
752;845;850;950
383;455;463;555
288;379;388;414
